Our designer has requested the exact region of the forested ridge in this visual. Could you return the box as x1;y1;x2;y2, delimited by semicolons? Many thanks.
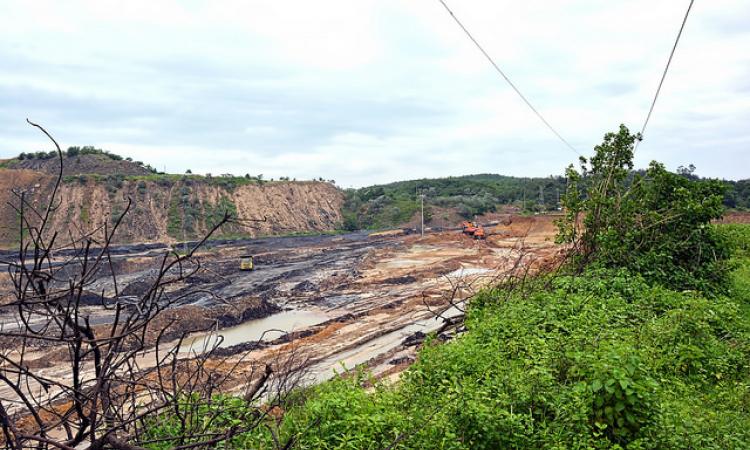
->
343;171;750;230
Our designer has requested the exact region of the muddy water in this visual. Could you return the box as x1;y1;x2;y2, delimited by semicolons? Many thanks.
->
181;309;329;353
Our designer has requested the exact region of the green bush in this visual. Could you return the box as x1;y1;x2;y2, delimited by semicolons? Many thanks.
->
136;180;147;195
557;125;731;293
718;223;750;259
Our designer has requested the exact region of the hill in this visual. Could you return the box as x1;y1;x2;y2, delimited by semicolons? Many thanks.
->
3;145;749;241
1;146;154;176
343;173;750;230
0;170;344;247
342;173;567;230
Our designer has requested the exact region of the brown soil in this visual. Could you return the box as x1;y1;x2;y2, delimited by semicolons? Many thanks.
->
721;211;750;224
0;170;344;246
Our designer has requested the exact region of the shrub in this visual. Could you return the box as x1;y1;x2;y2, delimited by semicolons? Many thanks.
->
136;180;147;195
557;125;730;293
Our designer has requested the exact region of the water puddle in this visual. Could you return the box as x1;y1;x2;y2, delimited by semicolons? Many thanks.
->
181;309;329;353
446;267;492;278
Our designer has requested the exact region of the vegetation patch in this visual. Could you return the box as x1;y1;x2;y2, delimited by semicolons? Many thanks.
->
557;125;730;293
167;186;242;240
343;174;567;230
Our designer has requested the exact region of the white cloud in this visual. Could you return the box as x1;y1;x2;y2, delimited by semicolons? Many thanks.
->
1;0;748;186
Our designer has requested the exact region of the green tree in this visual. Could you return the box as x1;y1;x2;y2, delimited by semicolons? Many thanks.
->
557;125;730;292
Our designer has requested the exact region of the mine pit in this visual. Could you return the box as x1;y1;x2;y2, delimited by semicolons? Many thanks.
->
0;215;562;410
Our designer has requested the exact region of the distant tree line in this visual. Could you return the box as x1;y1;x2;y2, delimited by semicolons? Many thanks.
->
342;174;569;230
16;146;159;173
342;170;750;230
19;145;121;161
673;164;750;210
720;179;750;209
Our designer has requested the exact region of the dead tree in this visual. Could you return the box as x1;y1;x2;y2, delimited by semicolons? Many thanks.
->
0;121;303;450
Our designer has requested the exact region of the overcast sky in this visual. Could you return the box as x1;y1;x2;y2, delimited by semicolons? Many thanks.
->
1;1;748;187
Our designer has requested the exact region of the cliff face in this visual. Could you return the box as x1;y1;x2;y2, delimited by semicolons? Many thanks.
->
0;169;344;246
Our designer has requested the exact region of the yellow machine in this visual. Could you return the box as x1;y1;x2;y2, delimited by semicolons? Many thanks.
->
239;254;255;271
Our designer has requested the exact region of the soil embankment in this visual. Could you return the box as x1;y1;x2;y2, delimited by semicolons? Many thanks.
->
0;168;344;246
721;211;750;224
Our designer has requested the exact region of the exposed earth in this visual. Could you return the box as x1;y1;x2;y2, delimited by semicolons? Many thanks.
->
0;215;562;407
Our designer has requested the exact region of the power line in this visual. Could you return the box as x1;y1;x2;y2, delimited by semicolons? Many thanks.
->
636;0;695;149
436;0;582;157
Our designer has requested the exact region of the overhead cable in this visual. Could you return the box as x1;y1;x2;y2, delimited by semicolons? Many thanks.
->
636;0;695;149
436;0;582;157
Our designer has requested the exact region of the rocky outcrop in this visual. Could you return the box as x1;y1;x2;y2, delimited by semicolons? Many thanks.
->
0;169;344;246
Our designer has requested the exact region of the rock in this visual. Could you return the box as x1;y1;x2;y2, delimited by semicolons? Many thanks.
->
292;280;317;293
383;275;417;285
389;356;415;365
121;278;157;296
402;331;426;347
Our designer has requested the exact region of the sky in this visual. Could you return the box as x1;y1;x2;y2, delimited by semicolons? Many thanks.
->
1;0;748;187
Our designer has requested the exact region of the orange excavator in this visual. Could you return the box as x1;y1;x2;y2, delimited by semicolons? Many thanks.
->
461;221;486;240
461;221;477;235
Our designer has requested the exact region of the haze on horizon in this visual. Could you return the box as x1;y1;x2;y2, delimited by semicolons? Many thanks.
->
1;0;748;187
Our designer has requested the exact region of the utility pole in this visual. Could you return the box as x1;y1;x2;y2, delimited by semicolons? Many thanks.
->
420;193;425;237
182;196;188;254
538;185;544;208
